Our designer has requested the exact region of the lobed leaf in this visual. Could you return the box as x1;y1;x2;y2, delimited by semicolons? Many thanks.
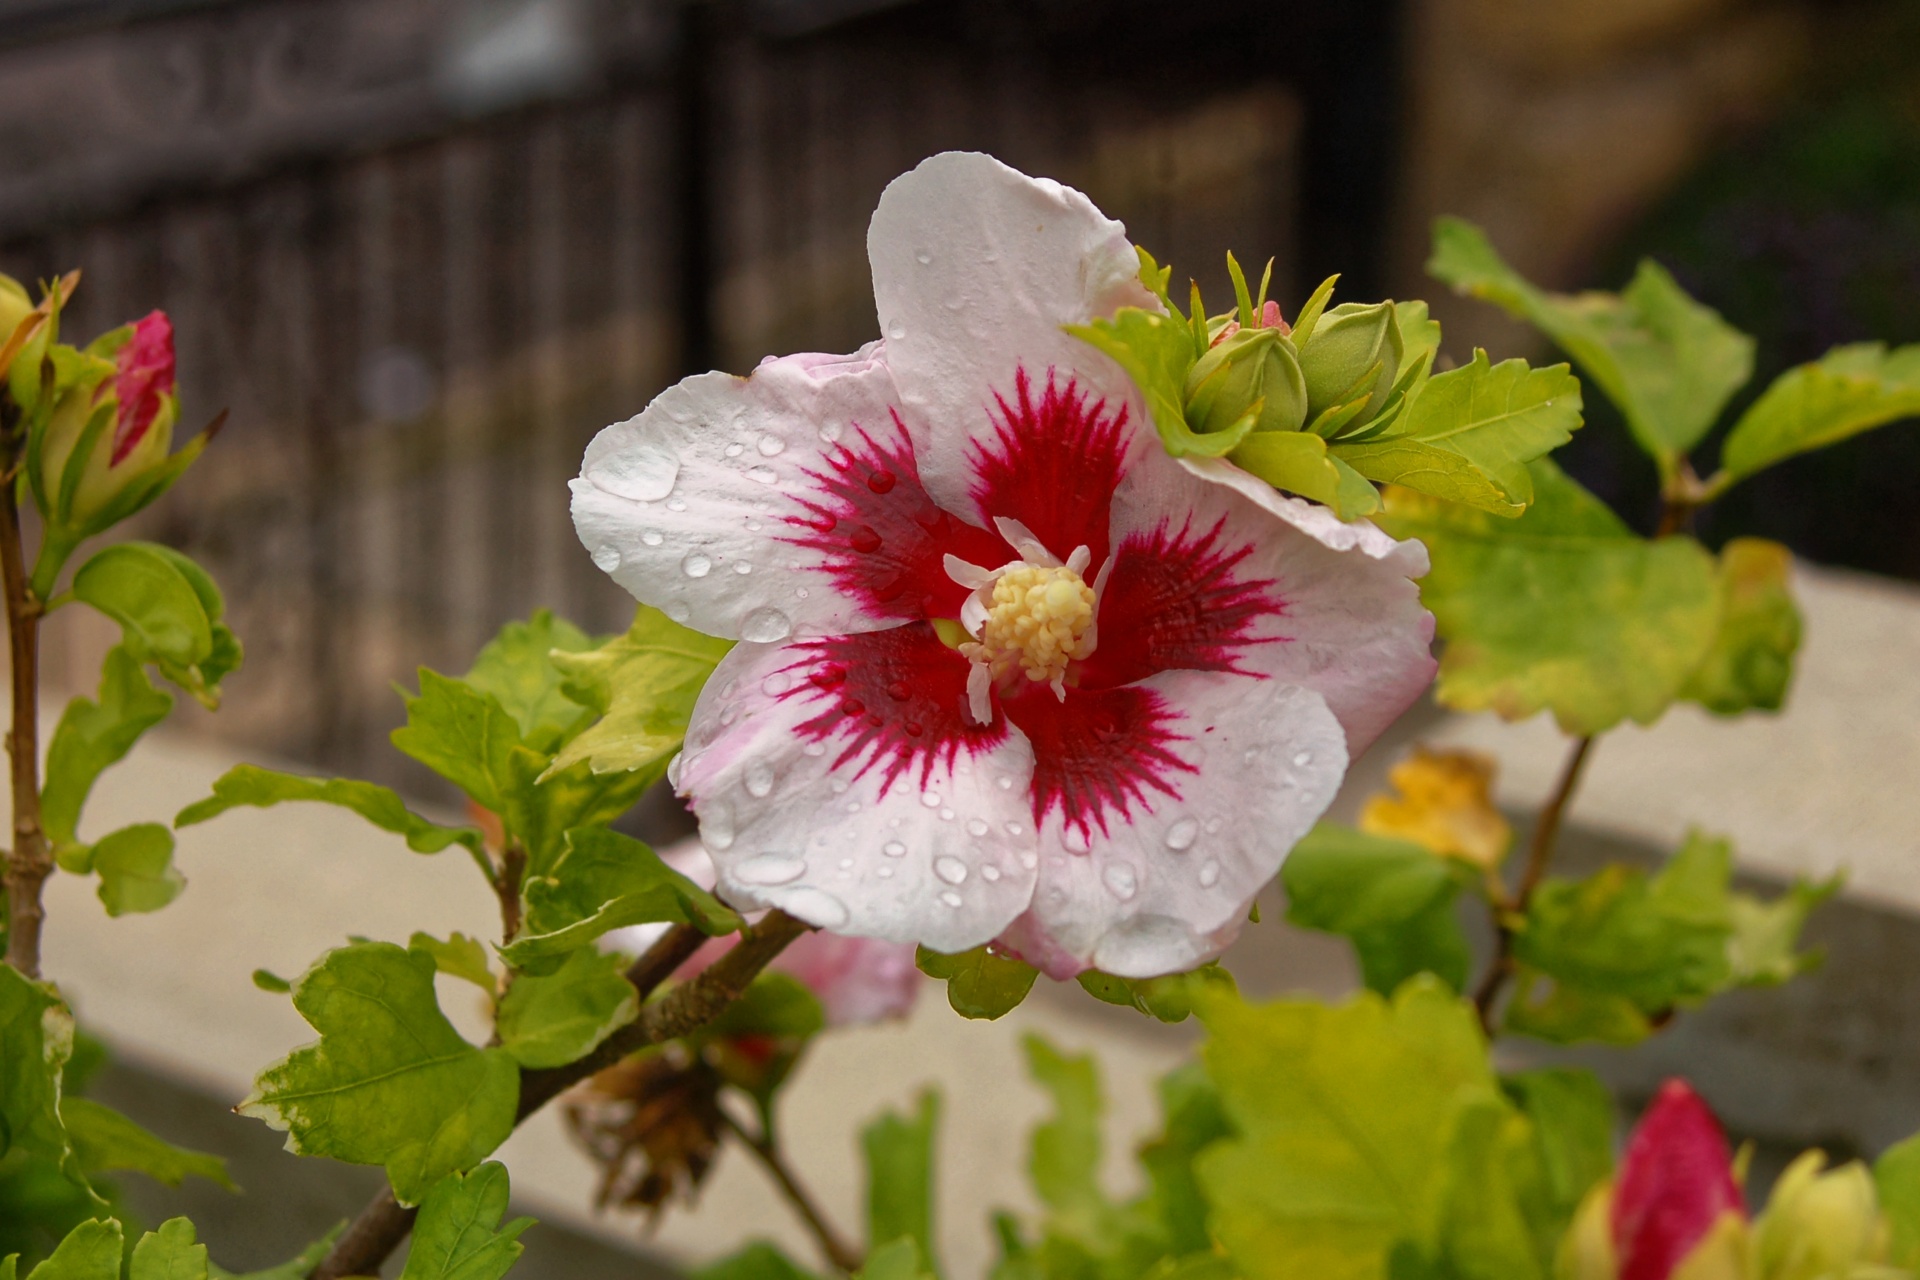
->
493;948;638;1070
409;933;495;992
914;945;1038;1021
0;965;100;1214
391;671;524;814
1282;823;1472;995
41;646;172;854
1680;538;1802;716
1225;432;1380;519
863;1092;942;1277
239;942;519;1205
91;824;184;917
1877;1133;1920;1271
1726;875;1839;988
21;1219;121;1280
175;765;483;858
500;749;653;881
542;605;734;780
206;1228;345;1280
129;1218;208;1280
1065;309;1247;458
1074;966;1237;1023
1379;458;1720;734
397;1162;534;1280
461;610;597;754
60;1097;233;1191
1718;342;1920;483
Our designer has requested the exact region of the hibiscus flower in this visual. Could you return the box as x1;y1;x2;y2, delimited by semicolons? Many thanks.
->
572;152;1434;979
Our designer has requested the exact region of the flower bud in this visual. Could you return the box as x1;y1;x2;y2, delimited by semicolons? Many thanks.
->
0;274;32;365
1753;1152;1887;1280
36;311;177;533
1298;300;1402;428
1182;326;1308;436
1613;1080;1748;1280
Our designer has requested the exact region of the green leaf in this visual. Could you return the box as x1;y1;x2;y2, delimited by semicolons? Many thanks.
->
914;945;1037;1020
493;947;637;1070
1425;1094;1548;1280
41;646;172;853
1498;1069;1613;1223
175;765;483;858
23;1219;121;1280
1074;966;1237;1023
0;965;99;1212
1194;977;1494;1280
1876;1132;1920;1271
1517;831;1734;1011
250;970;292;994
1502;976;1652;1047
863;1091;941;1276
71;544;223;702
392;671;525;813
1378;458;1720;734
60;1097;233;1190
699;972;825;1044
1023;1037;1110;1230
500;750;653;881
239;942;519;1205
1226;432;1381;519
1137;1065;1233;1256
1333;352;1582;515
503;827;741;970
1719;342;1920;483
462;611;597;753
398;1162;534;1280
693;1243;825;1280
1067;309;1248;458
1283;822;1471;994
207;1227;345;1280
91;824;184;917
1429;218;1754;467
129;1218;208;1280
1726;875;1838;987
1680;538;1802;716
542;605;734;780
409;933;495;992
858;1241;931;1280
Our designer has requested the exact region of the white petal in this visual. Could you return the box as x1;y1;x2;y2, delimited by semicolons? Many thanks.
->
868;152;1159;519
943;554;997;591
572;344;904;641
1004;675;1348;979
678;637;1040;952
992;516;1060;567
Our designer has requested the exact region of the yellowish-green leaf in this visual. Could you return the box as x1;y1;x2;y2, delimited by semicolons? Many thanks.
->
42;646;172;853
91;823;184;917
1282;823;1471;995
1680;537;1802;716
1718;341;1920;483
398;1162;534;1280
493;947;637;1069
543;605;734;779
1227;431;1380;518
0;965;101;1212
175;765;483;858
915;945;1037;1021
1066;309;1248;458
129;1218;208;1280
23;1219;121;1280
409;933;495;991
61;1097;233;1191
461;610;596;753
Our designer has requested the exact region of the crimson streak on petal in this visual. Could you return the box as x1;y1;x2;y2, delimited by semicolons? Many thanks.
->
786;411;1004;623
969;367;1131;569
1002;682;1195;845
781;623;1008;799
1079;514;1284;690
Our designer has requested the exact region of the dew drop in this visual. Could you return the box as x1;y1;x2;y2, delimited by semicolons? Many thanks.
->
757;433;787;457
1020;851;1039;869
848;525;882;554
803;741;826;757
795;586;811;599
866;469;897;495
747;466;778;484
724;441;746;458
877;865;894;878
1103;863;1138;900
886;680;911;701
1293;750;1313;768
844;800;861;813
920;790;942;809
744;760;776;798
939;807;955;821
720;679;738;698
939;890;963;908
667;497;688;512
1004;821;1024;836
666;752;684;788
1164;818;1200;852
667;602;690;622
703;802;736;851
736;853;805;885
883;840;907;858
590;545;621;572
934;856;969;885
1198;860;1222;888
588;442;680;502
829;778;849;795
888;320;906;339
839;857;854;870
915;249;933;265
733;560;753;575
761;671;794;696
681;552;712;578
1204;817;1225;834
819;421;843;443
782;886;850;928
966;818;990;837
981;864;1002;882
996;776;1014;791
741;607;793;643
641;529;664;547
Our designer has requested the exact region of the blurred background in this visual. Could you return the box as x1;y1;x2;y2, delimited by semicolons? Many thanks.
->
8;0;1917;794
6;0;1920;1270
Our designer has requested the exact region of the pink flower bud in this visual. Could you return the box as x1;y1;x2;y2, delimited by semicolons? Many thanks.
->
1613;1079;1747;1280
111;311;176;464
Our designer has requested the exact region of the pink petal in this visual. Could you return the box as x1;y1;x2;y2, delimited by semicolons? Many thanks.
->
573;345;993;640
112;310;174;464
999;673;1347;978
867;152;1159;523
1613;1079;1746;1280
676;624;1039;953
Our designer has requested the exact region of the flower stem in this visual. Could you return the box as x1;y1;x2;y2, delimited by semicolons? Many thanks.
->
309;911;810;1280
720;1107;865;1274
1;458;50;979
1471;733;1595;1034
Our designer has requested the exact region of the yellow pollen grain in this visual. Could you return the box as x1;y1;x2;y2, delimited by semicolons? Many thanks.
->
977;564;1096;684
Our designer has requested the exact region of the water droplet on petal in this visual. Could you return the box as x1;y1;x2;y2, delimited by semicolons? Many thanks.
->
996;776;1015;791
886;680;911;701
681;552;712;578
939;807;955;821
981;864;1002;882
934;856;969;885
735;854;805;885
966;818;990;837
747;466;778;484
588;442;680;501
882;840;907;858
866;469;896;494
915;250;932;265
802;741;826;757
1020;851;1038;869
1204;817;1225;834
843;799;861;813
888;320;906;339
939;890;963;908
1293;750;1313;767
667;497;688;512
741;607;793;643
762;671;793;696
591;545;621;572
733;560;753;575
724;441;746;458
667;601;690;622
782;886;850;928
744;760;776;798
921;791;942;809
848;525;882;554
757;433;786;456
1199;860;1221;887
1103;862;1138;900
641;529;665;547
829;778;848;795
666;752;684;789
877;864;894;878
1165;818;1200;852
703;801;736;851
1063;827;1091;854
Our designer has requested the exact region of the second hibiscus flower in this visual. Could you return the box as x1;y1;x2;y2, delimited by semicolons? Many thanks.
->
573;152;1435;979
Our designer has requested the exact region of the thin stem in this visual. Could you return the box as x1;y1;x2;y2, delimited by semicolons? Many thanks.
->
1;464;49;978
494;839;527;942
1472;734;1595;1033
719;1108;865;1274
310;912;808;1280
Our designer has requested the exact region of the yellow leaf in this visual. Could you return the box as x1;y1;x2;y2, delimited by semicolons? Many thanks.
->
1359;746;1513;870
